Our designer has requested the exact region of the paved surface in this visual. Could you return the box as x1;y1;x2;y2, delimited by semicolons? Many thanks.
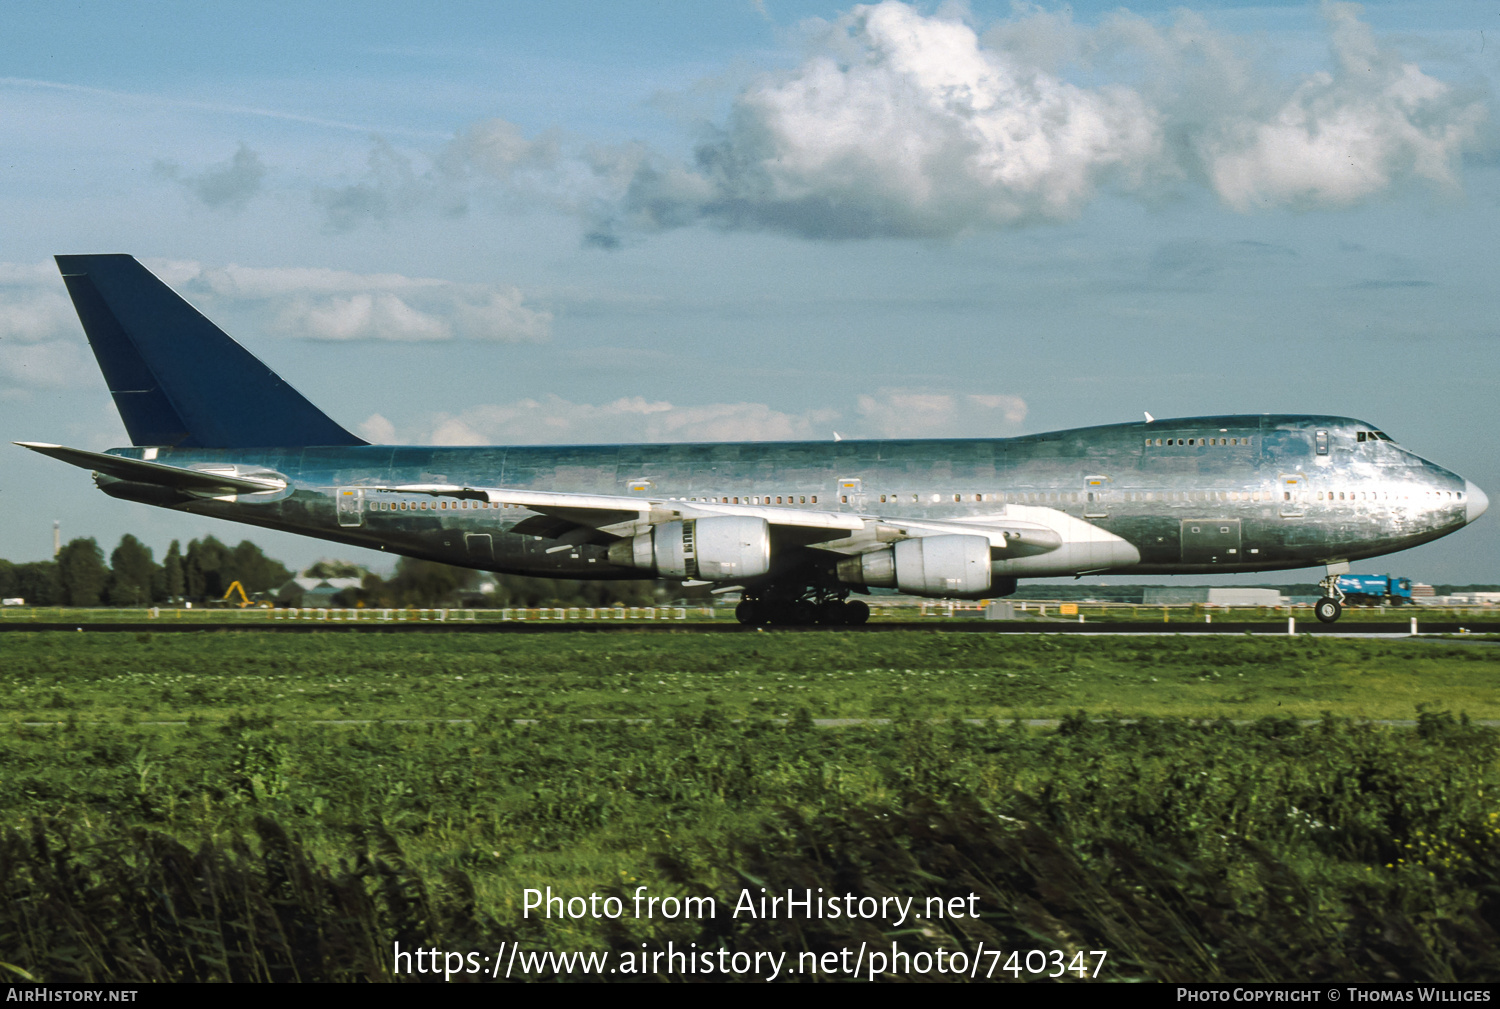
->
2;620;1497;635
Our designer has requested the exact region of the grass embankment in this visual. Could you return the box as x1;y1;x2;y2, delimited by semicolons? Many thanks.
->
3;633;1499;981
4;714;1499;981
3;631;1498;723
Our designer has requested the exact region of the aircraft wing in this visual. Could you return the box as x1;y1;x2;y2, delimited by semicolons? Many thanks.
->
15;442;286;496
382;484;866;543
802;513;1064;557
384;483;1058;555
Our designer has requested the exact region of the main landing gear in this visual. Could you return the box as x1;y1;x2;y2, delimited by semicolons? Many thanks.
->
735;589;869;626
1315;571;1346;624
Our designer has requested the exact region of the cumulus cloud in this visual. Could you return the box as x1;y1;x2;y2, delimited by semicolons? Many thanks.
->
358;413;397;444
314;138;439;232
374;2;1484;243
1196;5;1485;210
0;260;91;390
0;290;76;344
371;386;1027;446
0;339;92;389
604;1;1486;239
649;2;1160;238
856;389;1028;438
156;143;267;211
425;395;839;446
294;292;449;342
155;260;552;343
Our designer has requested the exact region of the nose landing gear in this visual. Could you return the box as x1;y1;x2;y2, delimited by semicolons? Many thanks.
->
1315;570;1346;624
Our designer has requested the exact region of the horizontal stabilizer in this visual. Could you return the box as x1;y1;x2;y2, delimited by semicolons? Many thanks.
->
55;254;365;448
15;442;285;496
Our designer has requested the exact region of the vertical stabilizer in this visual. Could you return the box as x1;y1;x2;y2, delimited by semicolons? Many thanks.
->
54;254;365;448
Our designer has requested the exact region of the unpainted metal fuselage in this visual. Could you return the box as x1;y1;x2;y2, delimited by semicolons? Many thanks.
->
93;413;1484;584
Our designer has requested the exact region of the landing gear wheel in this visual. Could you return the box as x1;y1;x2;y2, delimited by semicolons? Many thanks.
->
1315;597;1342;624
844;600;870;625
735;600;759;626
818;600;848;625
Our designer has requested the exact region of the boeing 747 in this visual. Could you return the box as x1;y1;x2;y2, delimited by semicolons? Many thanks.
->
17;255;1489;625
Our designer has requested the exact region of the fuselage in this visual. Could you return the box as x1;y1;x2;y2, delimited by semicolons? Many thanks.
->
94;413;1484;583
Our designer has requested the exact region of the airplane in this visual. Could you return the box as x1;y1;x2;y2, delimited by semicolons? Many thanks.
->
17;254;1489;626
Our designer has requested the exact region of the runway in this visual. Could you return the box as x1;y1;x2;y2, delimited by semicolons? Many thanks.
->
3;619;1497;635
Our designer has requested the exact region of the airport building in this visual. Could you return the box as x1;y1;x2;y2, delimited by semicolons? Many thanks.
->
1141;587;1287;607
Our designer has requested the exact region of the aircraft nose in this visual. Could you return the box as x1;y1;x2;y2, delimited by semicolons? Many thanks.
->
1467;481;1489;524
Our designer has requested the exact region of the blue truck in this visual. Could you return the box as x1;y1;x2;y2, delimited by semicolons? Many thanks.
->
1336;574;1414;606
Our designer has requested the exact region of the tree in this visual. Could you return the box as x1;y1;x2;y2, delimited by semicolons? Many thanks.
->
384;558;472;606
107;534;157;606
228;540;292;594
14;562;60;605
179;537;293;601
57;539;108;607
305;559;361;579
162;540;184;600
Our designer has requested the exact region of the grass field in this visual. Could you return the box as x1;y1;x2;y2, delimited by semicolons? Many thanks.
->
3;630;1499;723
3;631;1499;982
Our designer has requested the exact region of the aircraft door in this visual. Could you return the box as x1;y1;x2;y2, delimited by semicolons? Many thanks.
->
1279;475;1305;518
1181;519;1242;564
837;477;865;512
1083;475;1110;518
336;488;364;527
465;533;494;562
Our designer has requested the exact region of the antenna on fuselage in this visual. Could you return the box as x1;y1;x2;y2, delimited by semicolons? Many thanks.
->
1144;412;1155;423
833;432;843;442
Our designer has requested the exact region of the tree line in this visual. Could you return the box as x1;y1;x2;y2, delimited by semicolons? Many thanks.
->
0;536;292;607
0;535;687;608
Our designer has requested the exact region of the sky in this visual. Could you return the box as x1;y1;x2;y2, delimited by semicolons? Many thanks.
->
1;0;1496;583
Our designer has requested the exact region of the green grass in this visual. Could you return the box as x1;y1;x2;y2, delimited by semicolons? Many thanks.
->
3;631;1498;724
4;712;1499;981
4;631;1500;981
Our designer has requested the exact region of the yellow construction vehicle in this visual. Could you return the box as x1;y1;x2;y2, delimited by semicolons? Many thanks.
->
221;581;251;608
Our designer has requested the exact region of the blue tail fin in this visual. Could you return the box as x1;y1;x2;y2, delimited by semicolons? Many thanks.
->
55;254;365;448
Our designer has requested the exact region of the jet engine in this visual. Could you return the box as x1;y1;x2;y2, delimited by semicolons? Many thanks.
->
608;516;772;580
836;534;992;597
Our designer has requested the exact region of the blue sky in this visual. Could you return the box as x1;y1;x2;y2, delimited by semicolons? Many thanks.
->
2;1;1496;583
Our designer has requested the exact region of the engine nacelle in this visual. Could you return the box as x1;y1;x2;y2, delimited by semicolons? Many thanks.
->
608;516;771;580
836;534;993;598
